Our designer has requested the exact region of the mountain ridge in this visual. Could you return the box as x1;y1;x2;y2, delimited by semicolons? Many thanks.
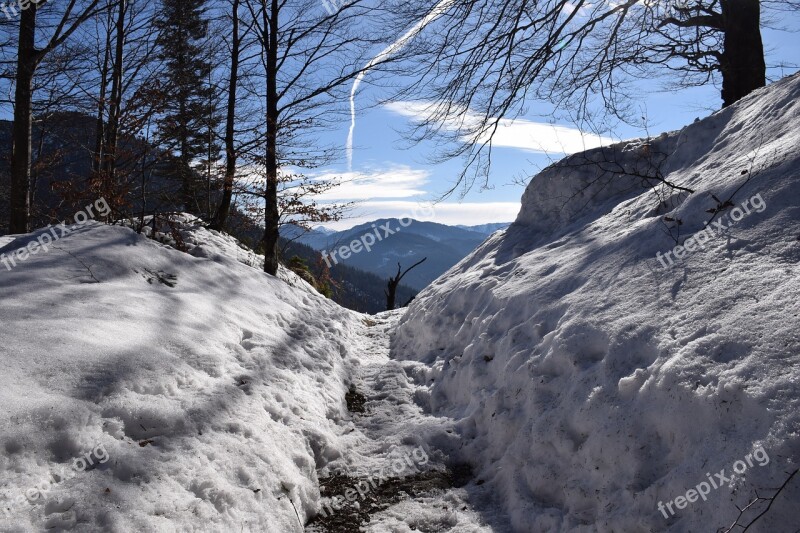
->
283;218;510;290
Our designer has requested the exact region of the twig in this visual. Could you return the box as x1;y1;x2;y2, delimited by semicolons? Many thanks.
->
720;468;799;533
54;246;100;283
704;136;777;228
281;483;303;531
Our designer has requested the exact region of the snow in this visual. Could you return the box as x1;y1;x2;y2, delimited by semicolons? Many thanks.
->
2;73;799;532
0;216;503;532
0;216;363;531
393;73;800;531
307;311;511;532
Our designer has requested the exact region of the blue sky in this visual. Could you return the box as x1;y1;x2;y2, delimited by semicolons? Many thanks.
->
4;4;795;231
315;22;800;230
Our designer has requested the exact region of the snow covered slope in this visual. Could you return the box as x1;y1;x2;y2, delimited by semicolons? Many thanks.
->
393;73;800;531
0;218;363;532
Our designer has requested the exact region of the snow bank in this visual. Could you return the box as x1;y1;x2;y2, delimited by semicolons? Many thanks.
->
394;73;800;531
0;217;362;531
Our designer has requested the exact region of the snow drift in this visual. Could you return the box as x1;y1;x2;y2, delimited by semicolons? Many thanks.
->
0;216;363;532
394;73;800;531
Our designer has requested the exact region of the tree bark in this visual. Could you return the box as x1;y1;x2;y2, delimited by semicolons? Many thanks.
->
205;67;213;221
93;13;113;176
719;0;766;107
102;0;126;215
263;0;280;276
9;6;37;233
212;0;240;231
180;100;193;212
176;8;193;214
385;258;426;311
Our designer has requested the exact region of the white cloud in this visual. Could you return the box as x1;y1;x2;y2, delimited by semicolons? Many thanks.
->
384;101;614;155
322;200;520;230
296;164;521;228
307;165;431;201
347;0;458;169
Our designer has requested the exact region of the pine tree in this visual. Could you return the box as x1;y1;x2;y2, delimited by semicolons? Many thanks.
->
154;0;217;215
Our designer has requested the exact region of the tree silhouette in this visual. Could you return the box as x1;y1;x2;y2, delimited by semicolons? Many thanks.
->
385;258;427;311
393;0;795;192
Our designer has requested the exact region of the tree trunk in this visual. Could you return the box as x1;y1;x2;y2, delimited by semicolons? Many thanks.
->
719;0;766;107
385;259;426;311
176;16;193;215
263;0;280;276
102;0;126;216
212;0;240;231
385;284;397;312
30;115;50;215
93;13;113;176
206;67;213;221
9;6;37;234
180;103;193;213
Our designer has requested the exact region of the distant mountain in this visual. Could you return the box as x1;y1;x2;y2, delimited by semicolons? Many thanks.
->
282;239;417;314
228;219;417;314
0;116;412;314
456;223;511;235
311;225;337;235
283;218;508;291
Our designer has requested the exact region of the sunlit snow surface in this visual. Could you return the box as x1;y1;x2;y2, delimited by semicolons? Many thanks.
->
0;217;363;531
2;73;799;532
394;73;800;531
0;217;506;532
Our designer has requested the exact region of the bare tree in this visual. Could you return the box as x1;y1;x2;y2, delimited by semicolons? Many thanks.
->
393;0;798;193
211;0;241;230
241;0;391;275
100;0;126;188
67;0;165;219
7;0;107;233
386;258;426;311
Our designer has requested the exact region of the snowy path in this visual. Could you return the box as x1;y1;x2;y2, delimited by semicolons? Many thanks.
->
307;311;510;532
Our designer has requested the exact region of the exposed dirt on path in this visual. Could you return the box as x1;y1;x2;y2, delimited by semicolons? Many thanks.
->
305;312;507;532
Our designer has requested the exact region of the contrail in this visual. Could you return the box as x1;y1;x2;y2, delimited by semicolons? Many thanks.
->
347;0;456;170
